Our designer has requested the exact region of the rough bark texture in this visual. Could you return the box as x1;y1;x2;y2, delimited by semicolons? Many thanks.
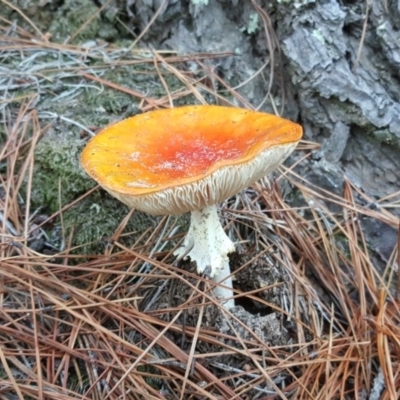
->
279;0;400;199
125;0;400;201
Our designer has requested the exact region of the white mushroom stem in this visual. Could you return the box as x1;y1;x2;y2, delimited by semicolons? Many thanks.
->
212;260;235;309
174;205;236;308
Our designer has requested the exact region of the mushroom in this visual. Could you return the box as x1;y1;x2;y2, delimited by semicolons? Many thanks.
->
81;105;302;308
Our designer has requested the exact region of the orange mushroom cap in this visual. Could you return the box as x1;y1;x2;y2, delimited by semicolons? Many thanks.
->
81;105;302;215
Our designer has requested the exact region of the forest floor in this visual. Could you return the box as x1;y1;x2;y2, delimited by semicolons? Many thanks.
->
1;2;400;399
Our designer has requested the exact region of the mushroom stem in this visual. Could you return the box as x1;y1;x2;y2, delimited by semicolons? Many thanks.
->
212;260;235;309
174;205;236;307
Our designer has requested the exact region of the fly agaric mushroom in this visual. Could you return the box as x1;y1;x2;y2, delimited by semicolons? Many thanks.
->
81;105;302;308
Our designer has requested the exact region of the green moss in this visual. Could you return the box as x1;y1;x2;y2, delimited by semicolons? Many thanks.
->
82;86;136;115
58;62;196;119
2;0;118;42
62;192;157;254
30;132;93;213
48;0;118;42
1;1;59;34
28;129;159;253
